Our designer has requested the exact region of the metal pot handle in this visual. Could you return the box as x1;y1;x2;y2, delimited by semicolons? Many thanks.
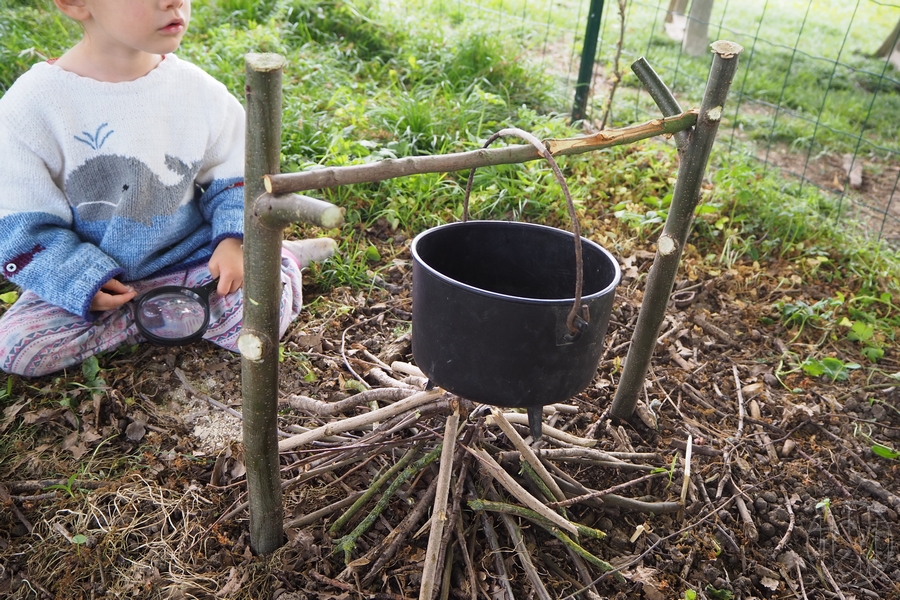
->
462;128;588;336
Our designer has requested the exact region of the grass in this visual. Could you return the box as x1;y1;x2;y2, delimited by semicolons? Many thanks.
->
1;0;899;359
395;0;900;156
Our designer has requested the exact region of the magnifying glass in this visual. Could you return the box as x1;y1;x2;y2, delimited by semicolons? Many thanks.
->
133;279;219;346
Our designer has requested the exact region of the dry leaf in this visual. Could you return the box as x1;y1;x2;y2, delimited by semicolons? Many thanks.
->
22;408;64;425
741;382;765;399
229;459;246;480
778;550;806;571
81;430;103;445
215;566;248;598
1;400;28;433
625;565;666;600
211;452;227;487
126;421;146;442
760;575;780;591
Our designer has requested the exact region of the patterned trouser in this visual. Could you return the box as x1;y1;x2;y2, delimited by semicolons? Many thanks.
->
0;249;304;377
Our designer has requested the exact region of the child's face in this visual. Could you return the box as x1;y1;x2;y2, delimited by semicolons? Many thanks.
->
81;0;191;58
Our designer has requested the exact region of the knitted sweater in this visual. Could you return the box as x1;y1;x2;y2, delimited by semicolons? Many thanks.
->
0;54;245;320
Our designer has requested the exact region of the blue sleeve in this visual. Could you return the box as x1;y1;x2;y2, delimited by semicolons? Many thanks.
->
0;213;123;320
198;178;244;248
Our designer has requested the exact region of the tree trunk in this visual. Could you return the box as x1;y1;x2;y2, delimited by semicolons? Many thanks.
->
610;41;744;421
241;52;287;556
875;17;900;58
665;0;689;23
682;0;715;57
664;0;689;40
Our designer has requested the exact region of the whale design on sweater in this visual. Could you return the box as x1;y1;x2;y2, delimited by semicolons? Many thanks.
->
66;154;201;226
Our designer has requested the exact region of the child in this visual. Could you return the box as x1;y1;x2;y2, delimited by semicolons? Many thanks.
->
0;0;335;377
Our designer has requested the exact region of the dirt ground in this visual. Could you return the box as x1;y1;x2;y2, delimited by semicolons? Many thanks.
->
1;214;898;600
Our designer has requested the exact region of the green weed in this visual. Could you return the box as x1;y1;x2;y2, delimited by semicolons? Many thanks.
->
773;289;897;364
309;237;384;290
800;356;861;382
44;470;83;498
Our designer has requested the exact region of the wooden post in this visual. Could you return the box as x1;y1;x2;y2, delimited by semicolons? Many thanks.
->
610;41;743;421
241;52;287;555
682;0;715;57
875;16;900;58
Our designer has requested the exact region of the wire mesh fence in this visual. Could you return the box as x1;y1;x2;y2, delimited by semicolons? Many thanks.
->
396;0;900;245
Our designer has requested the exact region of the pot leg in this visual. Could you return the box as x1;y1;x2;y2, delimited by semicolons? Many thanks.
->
527;406;543;441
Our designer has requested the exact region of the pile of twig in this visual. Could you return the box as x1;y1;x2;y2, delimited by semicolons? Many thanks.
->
270;359;682;599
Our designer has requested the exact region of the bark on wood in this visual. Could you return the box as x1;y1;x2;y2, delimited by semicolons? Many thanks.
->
631;57;690;149
242;52;288;555
264;112;698;195
278;390;443;451
610;41;743;421
254;192;344;229
420;408;460;600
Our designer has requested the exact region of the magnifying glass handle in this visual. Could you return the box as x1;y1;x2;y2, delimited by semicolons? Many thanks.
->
203;277;220;292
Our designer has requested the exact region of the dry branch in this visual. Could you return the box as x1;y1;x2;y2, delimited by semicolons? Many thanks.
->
334;443;443;563
254;192;344;229
468;499;605;540
500;447;658;471
478;510;515;600
549;471;665;509
328;442;423;535
497;412;597;447
487;409;567;502
263;112;698;195
360;477;439;586
284;387;415;417
420;407;460;600
278;390;442;451
496;509;552;600
464;446;580;537
611;41;744;420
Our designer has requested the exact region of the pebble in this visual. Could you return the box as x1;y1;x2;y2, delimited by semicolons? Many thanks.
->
754;497;768;512
769;507;790;523
761;490;779;504
758;522;776;538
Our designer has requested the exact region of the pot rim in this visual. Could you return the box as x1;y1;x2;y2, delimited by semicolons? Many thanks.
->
411;220;621;306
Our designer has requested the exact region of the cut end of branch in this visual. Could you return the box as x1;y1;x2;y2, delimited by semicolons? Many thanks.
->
657;233;678;256
237;331;265;361
245;52;287;72
710;40;744;58
263;175;274;194
319;206;345;229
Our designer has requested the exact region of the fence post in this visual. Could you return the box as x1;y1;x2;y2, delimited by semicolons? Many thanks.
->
241;52;287;555
610;41;743;421
572;0;605;122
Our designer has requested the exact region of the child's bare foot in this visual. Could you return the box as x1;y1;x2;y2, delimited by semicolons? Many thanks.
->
282;238;338;268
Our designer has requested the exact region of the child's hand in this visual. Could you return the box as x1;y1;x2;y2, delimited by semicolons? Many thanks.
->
90;279;137;312
208;237;244;295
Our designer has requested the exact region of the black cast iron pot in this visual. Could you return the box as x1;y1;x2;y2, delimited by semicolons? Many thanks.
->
410;128;621;438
